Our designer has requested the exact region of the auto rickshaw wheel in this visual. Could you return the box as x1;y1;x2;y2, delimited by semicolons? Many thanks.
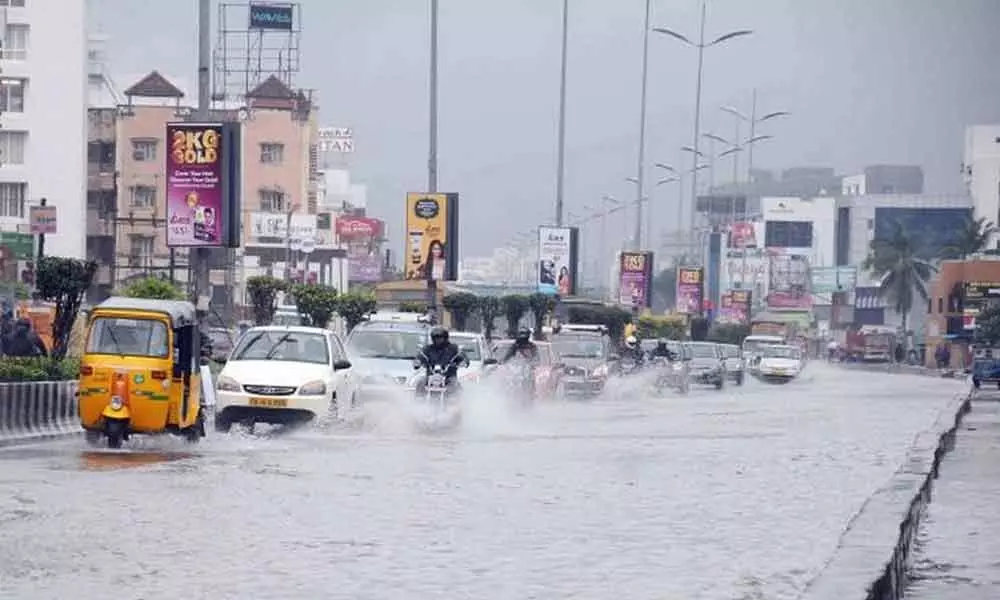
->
105;420;127;449
85;430;102;447
973;378;981;389
214;415;233;433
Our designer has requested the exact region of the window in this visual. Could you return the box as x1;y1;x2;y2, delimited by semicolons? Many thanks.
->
0;79;25;113
87;141;115;168
86;317;169;358
128;235;154;264
0;182;26;217
0;131;26;165
130;185;156;208
938;298;943;313
259;189;285;212
2;24;28;60
0;0;26;7
260;142;284;164
131;139;157;162
764;221;813;248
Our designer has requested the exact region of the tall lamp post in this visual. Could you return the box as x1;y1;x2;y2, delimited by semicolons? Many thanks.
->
554;0;570;226
721;90;789;184
428;0;439;192
654;0;752;236
632;0;653;251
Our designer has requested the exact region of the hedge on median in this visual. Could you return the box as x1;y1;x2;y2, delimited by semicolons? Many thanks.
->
0;357;81;383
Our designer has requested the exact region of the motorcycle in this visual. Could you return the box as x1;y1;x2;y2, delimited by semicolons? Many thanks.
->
651;355;688;395
412;354;466;430
502;360;535;407
619;357;642;377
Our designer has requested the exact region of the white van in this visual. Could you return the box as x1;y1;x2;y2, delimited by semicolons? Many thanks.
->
742;334;786;372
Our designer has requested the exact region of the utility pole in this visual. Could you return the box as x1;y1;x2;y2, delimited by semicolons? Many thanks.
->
190;0;212;310
428;0;439;193
554;0;569;227
35;197;47;263
633;0;651;250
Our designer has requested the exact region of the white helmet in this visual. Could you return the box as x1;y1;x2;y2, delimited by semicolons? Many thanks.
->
625;335;638;348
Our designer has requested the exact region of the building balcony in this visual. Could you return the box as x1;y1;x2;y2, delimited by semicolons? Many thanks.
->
86;208;115;237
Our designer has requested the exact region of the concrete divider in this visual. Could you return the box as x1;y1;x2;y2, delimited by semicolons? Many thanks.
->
798;388;973;600
0;381;80;447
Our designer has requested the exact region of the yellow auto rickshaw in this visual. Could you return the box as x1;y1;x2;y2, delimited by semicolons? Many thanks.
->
79;297;206;448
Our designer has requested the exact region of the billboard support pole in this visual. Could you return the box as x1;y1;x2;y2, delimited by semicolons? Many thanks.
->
34;197;46;263
189;0;212;311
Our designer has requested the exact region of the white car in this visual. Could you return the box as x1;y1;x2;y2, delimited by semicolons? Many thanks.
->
214;326;357;431
754;344;804;383
449;332;499;383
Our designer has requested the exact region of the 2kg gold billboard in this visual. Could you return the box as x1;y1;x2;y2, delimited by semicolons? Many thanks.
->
404;192;459;281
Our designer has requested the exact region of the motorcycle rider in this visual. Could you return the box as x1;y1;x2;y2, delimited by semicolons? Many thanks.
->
621;335;645;370
501;327;540;395
414;327;469;393
648;338;678;362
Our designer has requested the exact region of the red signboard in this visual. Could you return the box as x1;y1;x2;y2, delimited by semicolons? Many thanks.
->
335;216;383;240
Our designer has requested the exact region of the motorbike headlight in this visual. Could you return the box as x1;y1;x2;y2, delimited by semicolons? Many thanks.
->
216;375;241;392
110;397;124;410
298;380;327;395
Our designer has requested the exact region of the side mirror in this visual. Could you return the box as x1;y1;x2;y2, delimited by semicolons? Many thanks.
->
333;359;352;371
483;357;498;366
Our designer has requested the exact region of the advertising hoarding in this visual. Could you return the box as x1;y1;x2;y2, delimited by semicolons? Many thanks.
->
618;251;654;308
249;212;317;241
675;266;704;315
404;192;459;282
536;226;578;296
717;289;752;324
335;216;383;241
810;266;857;294
766;249;812;310
347;246;383;283
166;122;241;248
249;3;293;30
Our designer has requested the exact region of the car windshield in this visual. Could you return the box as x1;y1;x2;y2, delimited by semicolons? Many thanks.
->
347;329;425;359
743;339;782;353
762;346;801;359
231;330;329;365
687;343;717;358
720;345;740;358
272;312;301;326
554;336;605;359
452;337;481;361
86;317;169;358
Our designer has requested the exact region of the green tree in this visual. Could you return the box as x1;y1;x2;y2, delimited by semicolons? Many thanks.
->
707;323;750;345
442;292;479;331
478;296;501;341
637;314;686;340
974;304;1000;346
863;221;936;334
651;267;677;311
292;284;339;327
500;294;529;336
527;293;556;340
246;276;286;326
121;276;185;300
35;257;97;360
942;215;997;259
398;302;427;313
567;305;631;342
336;291;377;331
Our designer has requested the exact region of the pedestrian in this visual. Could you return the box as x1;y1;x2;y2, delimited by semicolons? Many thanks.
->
4;318;48;358
894;342;905;364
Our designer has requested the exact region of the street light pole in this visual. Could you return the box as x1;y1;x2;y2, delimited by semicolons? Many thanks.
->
633;0;652;250
428;0;439;193
555;0;569;226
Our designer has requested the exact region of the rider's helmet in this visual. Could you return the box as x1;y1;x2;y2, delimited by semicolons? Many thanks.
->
516;327;531;343
625;335;638;349
430;326;449;346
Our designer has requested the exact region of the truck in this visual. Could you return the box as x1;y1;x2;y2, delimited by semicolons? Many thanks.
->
845;326;895;362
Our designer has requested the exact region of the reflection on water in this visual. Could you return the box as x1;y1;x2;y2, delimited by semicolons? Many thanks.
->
79;450;198;471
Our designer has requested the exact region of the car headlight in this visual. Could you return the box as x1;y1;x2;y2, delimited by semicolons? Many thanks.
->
216;375;241;392
298;380;327;395
593;365;609;378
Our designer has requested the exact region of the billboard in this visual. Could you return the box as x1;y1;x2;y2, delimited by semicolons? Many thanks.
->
718;289;752;324
618;251;654;308
767;249;812;310
166;122;241;248
675;266;704;315
727;221;763;249
318;127;355;153
404;193;459;281
249;3;293;30
536;226;579;296
810;266;857;294
336;216;383;241
347;245;383;283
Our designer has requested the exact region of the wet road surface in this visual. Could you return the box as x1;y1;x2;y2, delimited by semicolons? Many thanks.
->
906;399;1000;599
0;366;966;600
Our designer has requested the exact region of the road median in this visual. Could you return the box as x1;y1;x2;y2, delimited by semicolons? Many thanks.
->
0;380;81;447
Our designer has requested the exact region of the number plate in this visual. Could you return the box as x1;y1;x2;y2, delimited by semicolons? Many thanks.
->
249;397;288;408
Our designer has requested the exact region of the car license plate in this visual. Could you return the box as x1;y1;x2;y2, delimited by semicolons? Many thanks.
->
249;397;288;408
773;369;786;374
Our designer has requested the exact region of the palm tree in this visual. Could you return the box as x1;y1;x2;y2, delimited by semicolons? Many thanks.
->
862;220;937;334
942;215;997;259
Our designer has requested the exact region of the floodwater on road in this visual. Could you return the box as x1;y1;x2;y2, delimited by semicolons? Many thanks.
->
0;365;966;600
905;399;1000;600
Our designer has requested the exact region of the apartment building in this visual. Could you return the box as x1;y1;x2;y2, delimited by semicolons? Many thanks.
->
95;70;321;311
0;0;88;259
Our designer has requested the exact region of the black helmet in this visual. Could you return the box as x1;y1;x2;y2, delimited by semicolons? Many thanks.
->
656;338;668;348
430;327;448;344
516;327;531;342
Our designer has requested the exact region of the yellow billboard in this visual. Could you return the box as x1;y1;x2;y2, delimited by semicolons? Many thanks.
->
404;192;458;281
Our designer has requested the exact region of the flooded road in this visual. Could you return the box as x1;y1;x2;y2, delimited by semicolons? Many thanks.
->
906;399;1000;600
0;366;965;600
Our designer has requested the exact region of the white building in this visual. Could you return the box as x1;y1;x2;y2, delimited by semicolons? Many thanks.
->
0;0;88;259
964;124;1000;249
760;196;838;266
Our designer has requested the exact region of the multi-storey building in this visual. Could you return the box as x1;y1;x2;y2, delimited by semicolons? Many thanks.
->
964;124;1000;249
0;0;88;259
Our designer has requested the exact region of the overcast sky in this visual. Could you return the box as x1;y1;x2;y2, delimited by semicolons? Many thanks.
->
91;0;1000;258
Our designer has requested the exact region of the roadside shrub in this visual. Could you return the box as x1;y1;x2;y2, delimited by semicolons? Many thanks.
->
0;357;80;382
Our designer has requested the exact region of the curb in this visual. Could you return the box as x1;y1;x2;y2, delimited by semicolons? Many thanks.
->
798;387;973;600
